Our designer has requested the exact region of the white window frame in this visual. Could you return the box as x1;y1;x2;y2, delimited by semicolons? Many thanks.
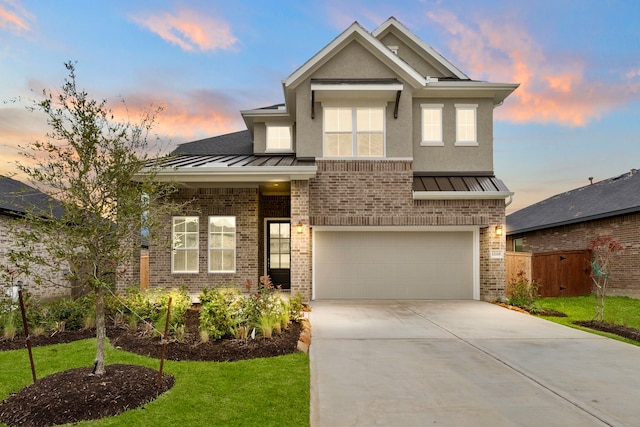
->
208;216;236;273
421;103;444;146
266;124;293;152
172;216;199;274
455;104;478;146
322;105;386;158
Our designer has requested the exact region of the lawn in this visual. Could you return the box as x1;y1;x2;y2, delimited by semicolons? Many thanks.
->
534;295;640;345
0;338;310;426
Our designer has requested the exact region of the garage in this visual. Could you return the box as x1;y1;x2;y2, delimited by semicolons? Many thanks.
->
312;228;477;300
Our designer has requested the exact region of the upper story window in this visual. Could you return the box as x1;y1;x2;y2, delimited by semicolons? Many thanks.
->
421;104;443;146
209;216;236;273
324;107;385;157
266;125;292;151
172;216;199;273
455;104;478;146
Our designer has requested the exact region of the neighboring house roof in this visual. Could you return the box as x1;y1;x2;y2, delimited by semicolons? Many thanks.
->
507;169;640;234
171;130;253;156
0;176;65;219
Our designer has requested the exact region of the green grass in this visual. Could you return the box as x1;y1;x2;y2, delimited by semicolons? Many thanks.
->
0;339;310;426
534;295;640;345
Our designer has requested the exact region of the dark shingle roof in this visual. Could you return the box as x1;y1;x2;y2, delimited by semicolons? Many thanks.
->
171;130;253;156
507;169;640;234
0;176;65;219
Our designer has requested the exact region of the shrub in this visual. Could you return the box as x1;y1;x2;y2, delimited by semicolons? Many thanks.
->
507;270;540;309
44;294;95;330
199;287;242;339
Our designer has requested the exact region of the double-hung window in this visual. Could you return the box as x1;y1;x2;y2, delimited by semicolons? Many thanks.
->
324;107;384;157
172;216;199;273
455;104;478;146
421;104;443;146
266;125;292;152
209;216;236;273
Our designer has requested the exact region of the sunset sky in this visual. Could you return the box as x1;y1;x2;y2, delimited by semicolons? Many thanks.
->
1;0;639;213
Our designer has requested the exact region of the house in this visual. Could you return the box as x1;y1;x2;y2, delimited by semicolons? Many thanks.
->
135;17;519;301
0;176;71;300
506;169;640;298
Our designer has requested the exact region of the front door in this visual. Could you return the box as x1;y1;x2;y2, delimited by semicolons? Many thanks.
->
266;220;291;290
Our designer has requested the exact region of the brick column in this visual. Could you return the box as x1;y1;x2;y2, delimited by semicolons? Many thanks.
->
291;180;312;301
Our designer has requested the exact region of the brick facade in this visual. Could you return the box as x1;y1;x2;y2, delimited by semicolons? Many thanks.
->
508;213;640;298
145;187;259;295
307;160;507;300
144;161;508;302
0;214;71;301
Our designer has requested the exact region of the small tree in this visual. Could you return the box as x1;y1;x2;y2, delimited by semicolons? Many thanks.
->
588;236;624;322
7;62;179;376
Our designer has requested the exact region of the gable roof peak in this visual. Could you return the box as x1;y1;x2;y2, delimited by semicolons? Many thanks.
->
372;17;469;80
284;18;427;89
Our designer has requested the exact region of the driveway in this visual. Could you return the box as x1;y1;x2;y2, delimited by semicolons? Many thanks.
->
309;301;640;427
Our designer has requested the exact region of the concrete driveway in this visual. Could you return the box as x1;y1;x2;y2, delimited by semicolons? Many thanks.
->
309;301;640;427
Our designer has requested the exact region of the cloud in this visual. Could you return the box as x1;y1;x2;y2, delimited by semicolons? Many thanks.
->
0;0;32;33
105;88;246;152
131;8;237;52
426;9;640;127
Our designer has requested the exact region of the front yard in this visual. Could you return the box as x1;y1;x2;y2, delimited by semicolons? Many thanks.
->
534;295;640;346
0;338;309;426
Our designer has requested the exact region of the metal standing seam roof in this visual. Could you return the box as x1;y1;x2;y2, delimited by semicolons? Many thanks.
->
413;175;510;193
507;169;640;234
154;154;316;169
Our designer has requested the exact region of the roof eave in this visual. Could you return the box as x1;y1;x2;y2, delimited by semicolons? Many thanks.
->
420;82;520;105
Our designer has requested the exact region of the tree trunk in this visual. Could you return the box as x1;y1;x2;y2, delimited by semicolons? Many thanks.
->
94;284;106;376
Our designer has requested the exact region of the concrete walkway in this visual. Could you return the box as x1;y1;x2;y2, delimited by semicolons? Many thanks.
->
309;301;640;427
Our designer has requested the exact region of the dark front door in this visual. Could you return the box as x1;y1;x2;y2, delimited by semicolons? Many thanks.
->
267;220;291;290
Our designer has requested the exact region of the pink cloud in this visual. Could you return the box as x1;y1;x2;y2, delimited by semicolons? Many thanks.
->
132;8;237;52
109;89;245;150
0;0;32;33
426;10;640;127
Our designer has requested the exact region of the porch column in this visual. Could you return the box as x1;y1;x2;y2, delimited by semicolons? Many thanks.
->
291;180;311;301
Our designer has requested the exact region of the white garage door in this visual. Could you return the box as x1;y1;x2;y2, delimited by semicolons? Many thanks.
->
313;230;474;299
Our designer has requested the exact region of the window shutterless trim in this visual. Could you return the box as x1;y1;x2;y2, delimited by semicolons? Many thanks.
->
455;104;478;146
420;103;444;146
171;216;199;274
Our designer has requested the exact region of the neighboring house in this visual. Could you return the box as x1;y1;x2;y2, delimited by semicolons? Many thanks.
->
136;17;519;301
506;169;640;298
0;176;71;300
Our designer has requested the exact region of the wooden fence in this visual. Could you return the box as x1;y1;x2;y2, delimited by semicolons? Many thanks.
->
506;250;592;297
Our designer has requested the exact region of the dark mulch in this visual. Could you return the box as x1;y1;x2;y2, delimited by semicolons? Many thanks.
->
575;320;640;342
0;308;304;426
0;364;174;427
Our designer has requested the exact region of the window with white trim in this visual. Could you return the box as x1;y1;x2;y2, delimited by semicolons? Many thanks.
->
324;107;384;157
266;125;292;151
172;216;199;273
455;104;477;146
421;104;443;146
208;216;236;273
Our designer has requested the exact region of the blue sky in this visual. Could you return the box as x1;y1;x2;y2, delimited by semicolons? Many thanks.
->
1;0;639;213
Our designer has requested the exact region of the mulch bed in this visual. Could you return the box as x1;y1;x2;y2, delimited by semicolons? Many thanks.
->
0;308;304;426
574;320;640;342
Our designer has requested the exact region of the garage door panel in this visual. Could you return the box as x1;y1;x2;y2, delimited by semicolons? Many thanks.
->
314;231;474;300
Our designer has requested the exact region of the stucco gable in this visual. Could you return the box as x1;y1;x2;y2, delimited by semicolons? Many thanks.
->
284;22;426;90
372;17;469;80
